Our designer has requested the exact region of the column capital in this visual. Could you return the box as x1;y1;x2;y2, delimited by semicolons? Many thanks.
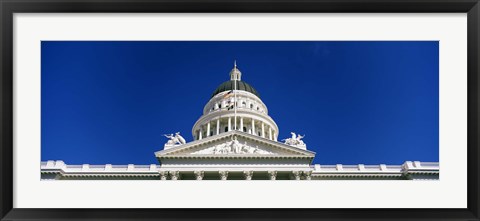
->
303;171;312;180
268;171;277;180
243;171;253;180
169;171;180;180
219;171;229;180
194;171;204;180
159;171;168;180
292;171;301;180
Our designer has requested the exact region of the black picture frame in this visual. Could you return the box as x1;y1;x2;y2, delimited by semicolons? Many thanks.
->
1;0;479;220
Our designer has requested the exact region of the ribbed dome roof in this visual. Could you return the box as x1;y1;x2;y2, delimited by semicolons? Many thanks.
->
211;80;260;98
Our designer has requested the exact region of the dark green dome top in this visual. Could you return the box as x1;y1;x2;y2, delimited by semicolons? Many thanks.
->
211;80;260;98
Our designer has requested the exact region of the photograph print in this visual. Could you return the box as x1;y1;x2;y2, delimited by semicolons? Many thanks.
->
41;41;439;180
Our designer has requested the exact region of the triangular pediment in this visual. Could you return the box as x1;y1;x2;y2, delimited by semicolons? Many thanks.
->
155;131;315;159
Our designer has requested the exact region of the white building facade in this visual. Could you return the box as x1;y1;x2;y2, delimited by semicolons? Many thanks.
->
41;63;439;180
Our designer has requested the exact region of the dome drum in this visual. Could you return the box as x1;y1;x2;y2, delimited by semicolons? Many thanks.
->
204;90;268;115
192;116;278;141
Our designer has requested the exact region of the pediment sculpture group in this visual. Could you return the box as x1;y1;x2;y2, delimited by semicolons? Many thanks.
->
192;137;272;155
211;138;270;154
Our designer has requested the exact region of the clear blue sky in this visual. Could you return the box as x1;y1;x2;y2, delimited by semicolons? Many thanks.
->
41;41;439;165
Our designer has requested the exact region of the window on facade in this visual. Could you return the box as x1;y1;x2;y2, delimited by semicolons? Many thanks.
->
225;127;228;132
243;127;247;132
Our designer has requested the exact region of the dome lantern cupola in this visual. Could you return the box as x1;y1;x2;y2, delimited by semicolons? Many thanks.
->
230;60;242;81
211;61;260;98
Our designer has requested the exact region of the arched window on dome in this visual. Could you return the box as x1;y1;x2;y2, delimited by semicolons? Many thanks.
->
250;104;253;109
224;127;228;132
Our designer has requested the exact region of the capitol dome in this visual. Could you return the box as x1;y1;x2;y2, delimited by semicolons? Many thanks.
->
211;80;260;98
192;61;279;141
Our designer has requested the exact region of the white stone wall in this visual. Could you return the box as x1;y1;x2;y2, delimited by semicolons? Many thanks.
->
41;161;439;180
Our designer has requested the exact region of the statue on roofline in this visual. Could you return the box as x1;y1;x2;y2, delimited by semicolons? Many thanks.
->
163;132;186;148
282;132;305;146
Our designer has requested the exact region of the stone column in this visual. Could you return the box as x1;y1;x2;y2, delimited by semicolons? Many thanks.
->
268;171;277;180
219;171;229;180
159;171;168;180
273;132;277;141
169;171;179;180
194;171;204;180
292;171;301;180
199;128;203;140
206;122;211;137
251;119;255;135
261;123;265;138
269;127;272;140
240;117;244;132
243;171;253;180
216;118;220;135
228;117;232;131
